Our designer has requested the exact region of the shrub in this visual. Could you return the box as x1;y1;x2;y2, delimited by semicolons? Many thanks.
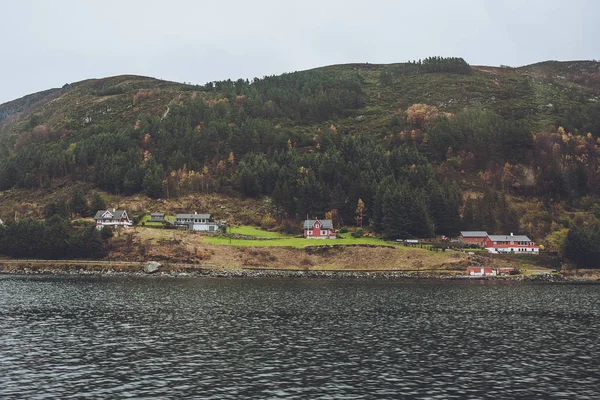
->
260;215;276;230
100;227;114;240
352;227;364;238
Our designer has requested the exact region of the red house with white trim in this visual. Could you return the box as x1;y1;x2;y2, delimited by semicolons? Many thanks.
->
467;267;496;276
303;219;336;239
94;209;132;229
484;233;539;255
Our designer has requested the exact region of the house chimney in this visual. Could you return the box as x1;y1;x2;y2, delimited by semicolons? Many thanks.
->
113;208;116;212
510;232;513;236
195;211;197;215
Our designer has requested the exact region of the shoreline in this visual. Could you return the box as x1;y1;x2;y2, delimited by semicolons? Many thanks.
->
0;261;583;282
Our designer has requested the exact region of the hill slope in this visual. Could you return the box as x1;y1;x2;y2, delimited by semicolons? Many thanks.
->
1;58;600;252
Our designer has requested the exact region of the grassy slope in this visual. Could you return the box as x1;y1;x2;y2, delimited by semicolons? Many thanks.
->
204;232;392;247
2;61;598;143
227;226;288;238
120;226;467;271
0;75;198;144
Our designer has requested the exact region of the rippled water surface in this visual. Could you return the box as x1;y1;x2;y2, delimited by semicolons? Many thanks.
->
0;275;599;399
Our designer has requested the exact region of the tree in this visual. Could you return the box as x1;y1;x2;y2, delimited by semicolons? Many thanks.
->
355;198;366;227
381;185;411;239
45;199;70;219
69;188;89;217
90;191;106;212
563;226;600;269
142;161;164;198
379;69;393;86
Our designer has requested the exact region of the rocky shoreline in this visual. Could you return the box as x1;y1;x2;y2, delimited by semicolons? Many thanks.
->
0;262;574;282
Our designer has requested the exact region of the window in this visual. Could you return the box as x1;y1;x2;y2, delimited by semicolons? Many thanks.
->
307;230;312;235
321;230;327;235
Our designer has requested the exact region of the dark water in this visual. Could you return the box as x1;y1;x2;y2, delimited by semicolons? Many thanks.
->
0;275;599;399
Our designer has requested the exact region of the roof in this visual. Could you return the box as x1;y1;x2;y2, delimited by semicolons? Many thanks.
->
94;210;127;220
150;213;165;216
176;213;211;219
303;219;333;229
460;231;488;237
488;234;532;242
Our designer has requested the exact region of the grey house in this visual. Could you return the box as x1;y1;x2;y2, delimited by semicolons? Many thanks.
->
175;213;221;231
148;213;166;222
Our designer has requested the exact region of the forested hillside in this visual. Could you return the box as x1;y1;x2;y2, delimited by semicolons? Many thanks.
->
1;57;600;260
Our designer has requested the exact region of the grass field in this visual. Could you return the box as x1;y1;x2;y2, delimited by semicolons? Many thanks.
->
204;228;395;248
227;226;289;238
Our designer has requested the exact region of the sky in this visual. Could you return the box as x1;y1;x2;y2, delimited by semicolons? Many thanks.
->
1;0;599;104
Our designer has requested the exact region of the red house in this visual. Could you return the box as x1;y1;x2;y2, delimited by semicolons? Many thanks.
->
94;209;132;229
484;233;539;255
303;219;336;239
459;231;489;246
467;267;496;276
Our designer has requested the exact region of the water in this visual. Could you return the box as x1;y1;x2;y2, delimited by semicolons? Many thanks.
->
0;275;599;399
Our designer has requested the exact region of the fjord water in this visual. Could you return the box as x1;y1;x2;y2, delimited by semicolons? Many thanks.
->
0;276;598;399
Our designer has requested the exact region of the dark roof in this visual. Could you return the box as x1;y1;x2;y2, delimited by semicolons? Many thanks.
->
488;234;532;242
460;231;488;238
303;219;333;229
176;213;211;220
94;210;127;220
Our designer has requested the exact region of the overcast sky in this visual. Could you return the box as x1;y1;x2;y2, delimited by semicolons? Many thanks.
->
1;0;599;104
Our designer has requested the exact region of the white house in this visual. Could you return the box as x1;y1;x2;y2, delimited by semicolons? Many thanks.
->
93;209;132;229
175;212;221;231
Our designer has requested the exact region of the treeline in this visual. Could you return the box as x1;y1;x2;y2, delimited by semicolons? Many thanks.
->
426;109;533;166
244;138;462;238
461;189;520;234
381;57;472;84
563;225;600;268
205;69;365;123
0;217;109;259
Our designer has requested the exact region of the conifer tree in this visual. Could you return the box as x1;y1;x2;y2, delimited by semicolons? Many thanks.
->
69;188;89;217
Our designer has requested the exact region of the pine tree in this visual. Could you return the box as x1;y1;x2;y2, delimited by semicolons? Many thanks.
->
90;192;106;213
69;188;89;217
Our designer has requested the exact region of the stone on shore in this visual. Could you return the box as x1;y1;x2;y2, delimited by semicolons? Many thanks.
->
143;261;162;274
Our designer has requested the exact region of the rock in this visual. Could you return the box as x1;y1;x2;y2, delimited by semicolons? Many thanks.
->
143;261;162;274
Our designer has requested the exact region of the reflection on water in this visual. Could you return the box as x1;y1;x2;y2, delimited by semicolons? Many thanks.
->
0;275;599;399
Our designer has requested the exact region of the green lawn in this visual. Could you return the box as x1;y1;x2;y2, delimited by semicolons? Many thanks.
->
204;231;395;248
227;226;289;238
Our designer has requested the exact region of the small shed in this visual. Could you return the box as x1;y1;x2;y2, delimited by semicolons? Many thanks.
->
459;231;489;246
148;213;166;222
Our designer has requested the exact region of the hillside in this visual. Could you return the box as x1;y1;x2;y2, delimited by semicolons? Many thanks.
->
1;57;600;265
